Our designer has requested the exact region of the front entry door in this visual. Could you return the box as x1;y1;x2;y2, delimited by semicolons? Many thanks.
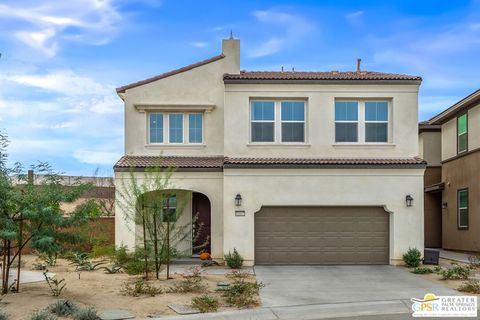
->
192;192;211;255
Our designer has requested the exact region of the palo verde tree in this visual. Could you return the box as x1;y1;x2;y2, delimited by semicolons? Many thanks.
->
0;131;93;294
116;162;208;280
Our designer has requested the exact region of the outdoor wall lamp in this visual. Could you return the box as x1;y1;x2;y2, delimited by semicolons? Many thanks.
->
405;194;414;207
442;202;448;209
235;194;242;206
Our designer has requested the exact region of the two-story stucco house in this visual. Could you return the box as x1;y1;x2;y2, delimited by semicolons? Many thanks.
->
114;37;426;265
422;89;480;253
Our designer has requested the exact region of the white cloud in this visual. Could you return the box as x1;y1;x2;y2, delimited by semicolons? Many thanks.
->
248;9;313;58
0;0;122;57
346;11;364;19
73;149;121;165
190;41;207;48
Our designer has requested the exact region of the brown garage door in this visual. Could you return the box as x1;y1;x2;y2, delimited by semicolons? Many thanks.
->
255;206;389;265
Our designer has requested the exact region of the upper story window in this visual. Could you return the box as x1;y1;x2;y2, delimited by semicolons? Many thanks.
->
250;100;306;143
281;102;305;142
365;102;388;143
148;112;203;144
251;101;275;142
457;189;468;229
457;113;468;154
335;102;358;142
335;100;390;143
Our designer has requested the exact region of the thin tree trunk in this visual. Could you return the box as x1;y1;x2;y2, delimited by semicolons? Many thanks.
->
16;215;23;292
153;208;159;280
166;197;171;280
141;196;149;280
4;240;11;293
2;239;7;294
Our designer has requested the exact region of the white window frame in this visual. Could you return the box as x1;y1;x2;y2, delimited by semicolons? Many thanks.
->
250;100;276;143
364;101;389;143
147;112;204;145
187;112;204;144
457;189;469;229
250;100;307;144
334;99;392;144
334;101;359;143
280;101;306;143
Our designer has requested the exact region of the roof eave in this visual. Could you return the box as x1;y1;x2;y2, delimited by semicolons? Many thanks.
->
429;89;480;125
223;79;422;85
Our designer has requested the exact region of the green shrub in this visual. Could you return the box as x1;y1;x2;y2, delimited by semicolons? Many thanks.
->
221;279;264;308
121;279;162;297
101;265;124;274
90;244;115;258
225;248;243;269
0;311;9;320
169;266;206;293
458;279;480;294
48;300;77;316
402;248;422;268
433;266;443;273
113;245;131;265
73;307;100;320
440;263;472;280
191;295;219;313
124;260;154;275
226;270;251;280
412;267;434;274
30;310;56;320
44;272;66;297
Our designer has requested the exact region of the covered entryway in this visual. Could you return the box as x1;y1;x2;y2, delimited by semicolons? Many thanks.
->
254;206;389;265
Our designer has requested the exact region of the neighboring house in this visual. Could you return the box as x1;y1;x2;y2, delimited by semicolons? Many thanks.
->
114;37;426;265
419;122;442;248
424;89;480;253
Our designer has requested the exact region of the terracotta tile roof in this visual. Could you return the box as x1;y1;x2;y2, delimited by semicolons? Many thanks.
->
116;54;225;93
114;155;426;170
224;157;426;167
224;71;422;82
114;155;225;169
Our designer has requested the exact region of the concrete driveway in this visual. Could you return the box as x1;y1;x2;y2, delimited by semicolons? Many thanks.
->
254;265;457;307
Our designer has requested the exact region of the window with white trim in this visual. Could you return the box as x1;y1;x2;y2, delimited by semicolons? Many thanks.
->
251;101;275;142
335;101;358;142
334;100;390;144
281;101;305;142
148;112;203;144
457;113;468;154
458;189;468;229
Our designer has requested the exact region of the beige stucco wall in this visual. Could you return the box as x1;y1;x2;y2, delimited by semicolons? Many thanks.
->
115;171;224;260
419;131;441;166
224;83;420;157
122;39;240;156
441;103;480;160
223;168;425;266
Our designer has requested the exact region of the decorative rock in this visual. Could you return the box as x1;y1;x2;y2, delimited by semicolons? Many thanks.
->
99;309;135;320
168;304;200;315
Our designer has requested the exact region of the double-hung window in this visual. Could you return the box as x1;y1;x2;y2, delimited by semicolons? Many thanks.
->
457;114;468;154
457;189;469;229
148;112;203;144
251;101;275;142
335;102;358;142
281;102;305;142
365;102;388;143
188;113;203;143
149;113;164;143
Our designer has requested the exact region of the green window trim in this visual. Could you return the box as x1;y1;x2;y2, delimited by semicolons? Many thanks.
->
457;189;469;229
457;114;468;154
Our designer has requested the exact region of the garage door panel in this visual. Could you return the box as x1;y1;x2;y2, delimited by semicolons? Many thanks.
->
254;206;389;265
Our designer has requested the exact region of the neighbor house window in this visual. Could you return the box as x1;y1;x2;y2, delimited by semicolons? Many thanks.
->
457;189;469;229
251;101;275;142
149;113;164;143
281;101;305;142
188;113;203;143
335;101;358;142
162;195;177;222
149;112;204;145
457;114;468;154
365;102;388;142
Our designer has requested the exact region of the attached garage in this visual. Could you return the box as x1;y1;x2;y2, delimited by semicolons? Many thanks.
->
254;206;390;265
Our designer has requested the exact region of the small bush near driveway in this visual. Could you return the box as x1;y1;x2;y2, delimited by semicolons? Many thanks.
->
225;248;244;269
121;279;162;297
191;295;219;313
402;248;422;268
412;267;433;274
458;279;480;294
221;279;265;308
440;263;473;280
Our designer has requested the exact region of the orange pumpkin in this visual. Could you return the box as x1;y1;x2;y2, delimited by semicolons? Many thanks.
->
199;252;210;261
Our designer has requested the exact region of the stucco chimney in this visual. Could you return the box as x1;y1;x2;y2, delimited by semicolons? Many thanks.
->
357;58;362;72
222;36;240;74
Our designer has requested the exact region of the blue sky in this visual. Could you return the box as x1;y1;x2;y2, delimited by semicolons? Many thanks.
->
0;0;479;175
